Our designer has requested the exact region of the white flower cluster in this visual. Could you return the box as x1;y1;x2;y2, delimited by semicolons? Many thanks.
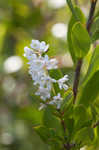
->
24;40;69;110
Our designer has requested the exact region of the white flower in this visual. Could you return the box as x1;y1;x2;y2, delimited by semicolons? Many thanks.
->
24;39;69;110
29;59;45;71
43;55;58;70
29;70;45;84
40;75;56;90
27;54;37;63
57;75;69;90
35;87;50;101
53;93;63;101
30;40;40;50
49;93;63;109
47;58;58;70
24;47;34;59
40;41;49;52
30;40;49;53
58;75;68;82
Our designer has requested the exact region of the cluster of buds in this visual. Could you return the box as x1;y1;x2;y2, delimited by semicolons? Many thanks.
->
24;40;69;110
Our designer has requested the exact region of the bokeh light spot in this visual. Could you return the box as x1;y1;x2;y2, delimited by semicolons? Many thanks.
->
51;23;67;39
4;56;23;73
47;0;66;9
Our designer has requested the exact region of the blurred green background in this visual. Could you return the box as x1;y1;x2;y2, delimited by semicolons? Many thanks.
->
0;0;99;150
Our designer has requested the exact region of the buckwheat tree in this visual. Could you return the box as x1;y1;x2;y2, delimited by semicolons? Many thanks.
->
24;0;99;150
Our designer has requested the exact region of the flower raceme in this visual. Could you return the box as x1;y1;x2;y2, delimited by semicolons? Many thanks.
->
24;40;69;110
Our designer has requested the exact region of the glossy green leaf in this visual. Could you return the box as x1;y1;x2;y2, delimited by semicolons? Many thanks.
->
67;6;86;63
43;106;64;137
97;126;99;137
17;106;43;126
91;31;99;43
73;105;91;131
71;22;91;58
73;105;88;121
63;99;74;140
78;71;99;107
61;88;73;111
64;118;74;141
90;105;97;122
63;98;73;118
91;17;99;42
83;45;99;84
49;69;63;80
34;126;50;142
74;127;94;146
66;0;79;21
34;126;62;145
91;17;99;33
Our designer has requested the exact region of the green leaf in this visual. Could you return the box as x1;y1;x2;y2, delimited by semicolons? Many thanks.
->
67;6;86;63
74;127;94;146
90;105;97;122
61;88;73;111
83;45;99;84
71;22;91;58
34;126;50;142
91;17;99;33
78;71;99;107
43;106;64;137
34;126;62;145
64;118;74;141
63;99;74;140
91;30;99;43
66;0;79;21
73;105;88;121
73;105;92;131
49;69;63;80
91;17;99;42
63;98;73;118
17;106;43;126
97;126;99;137
95;9;99;18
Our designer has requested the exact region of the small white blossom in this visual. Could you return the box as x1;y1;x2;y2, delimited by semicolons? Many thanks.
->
46;58;58;70
40;41;49;52
24;39;69;110
43;55;58;70
53;93;63;100
30;40;49;53
29;59;45;71
40;75;56;90
30;40;40;50
24;47;34;59
35;87;50;101
57;75;69;90
49;93;63;109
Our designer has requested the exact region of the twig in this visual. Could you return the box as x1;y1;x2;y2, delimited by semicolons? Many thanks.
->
73;59;82;104
86;0;98;32
59;111;75;150
73;0;98;104
61;119;66;133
